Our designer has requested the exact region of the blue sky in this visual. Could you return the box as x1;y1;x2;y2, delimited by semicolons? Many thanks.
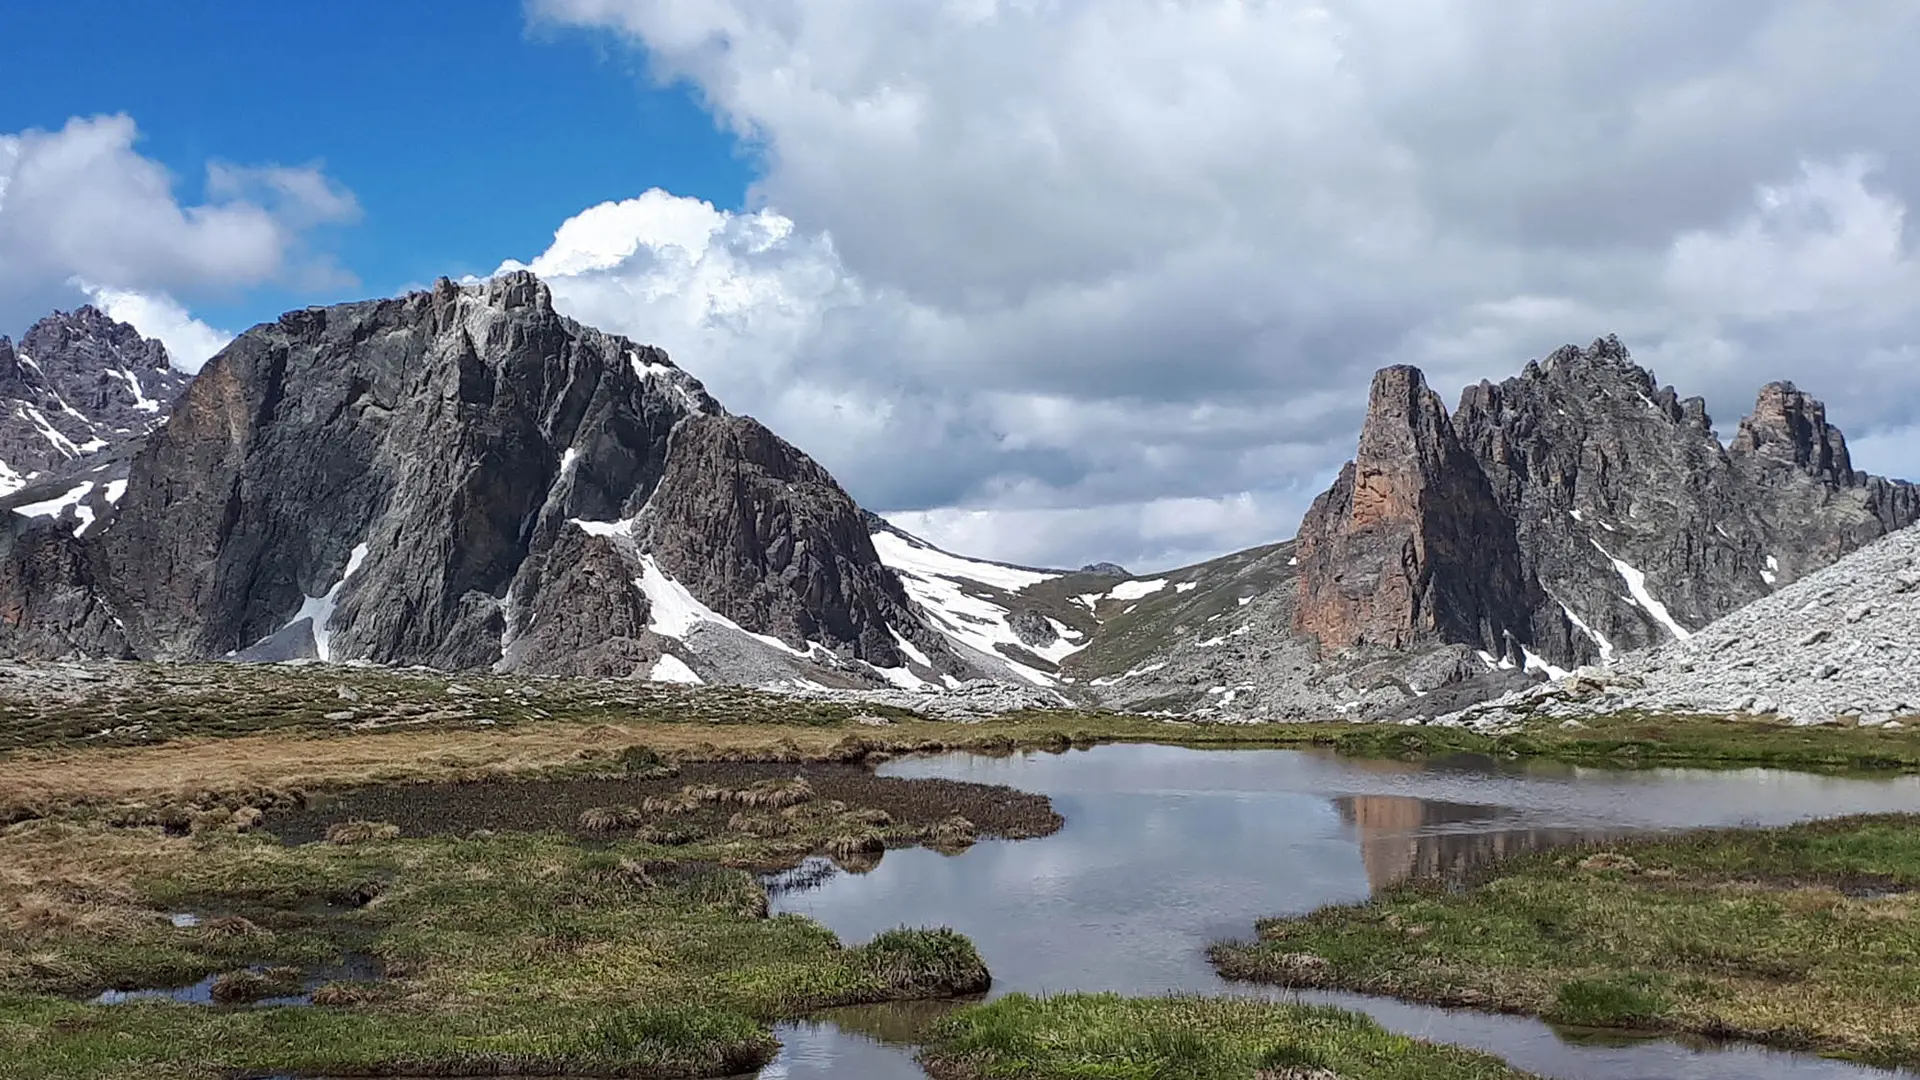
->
0;0;750;332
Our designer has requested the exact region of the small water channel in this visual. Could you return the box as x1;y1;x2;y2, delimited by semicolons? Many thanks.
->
759;744;1920;1080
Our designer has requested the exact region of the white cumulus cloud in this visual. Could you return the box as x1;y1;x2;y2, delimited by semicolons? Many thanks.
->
0;113;358;337
516;2;1920;569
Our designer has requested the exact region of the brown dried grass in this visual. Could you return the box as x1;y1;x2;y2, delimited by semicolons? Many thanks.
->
0;720;871;819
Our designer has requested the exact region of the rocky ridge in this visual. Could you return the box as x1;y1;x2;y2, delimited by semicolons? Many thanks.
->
1437;523;1920;729
1297;338;1919;672
0;274;1029;691
1025;337;1919;722
0;307;190;527
0;306;189;491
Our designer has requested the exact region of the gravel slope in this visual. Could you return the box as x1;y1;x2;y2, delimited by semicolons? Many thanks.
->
1442;525;1920;728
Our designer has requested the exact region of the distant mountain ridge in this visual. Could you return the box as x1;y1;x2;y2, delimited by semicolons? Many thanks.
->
1297;337;1920;671
0;306;189;497
0;295;1909;724
969;337;1920;720
0;274;1035;690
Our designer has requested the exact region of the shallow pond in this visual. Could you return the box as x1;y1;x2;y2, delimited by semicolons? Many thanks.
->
759;744;1920;1079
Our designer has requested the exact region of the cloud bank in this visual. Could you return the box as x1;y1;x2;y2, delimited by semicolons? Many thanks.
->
515;0;1920;570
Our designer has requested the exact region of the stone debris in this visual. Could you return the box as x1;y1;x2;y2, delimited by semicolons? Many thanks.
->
1435;525;1920;729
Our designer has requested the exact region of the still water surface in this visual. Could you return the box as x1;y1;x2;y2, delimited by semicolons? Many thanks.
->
759;744;1920;1080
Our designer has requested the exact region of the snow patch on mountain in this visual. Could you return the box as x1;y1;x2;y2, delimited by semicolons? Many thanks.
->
1104;578;1168;601
869;527;1068;686
1593;539;1692;641
648;653;702;684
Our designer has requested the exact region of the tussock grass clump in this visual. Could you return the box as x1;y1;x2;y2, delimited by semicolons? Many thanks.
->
635;824;699;846
925;815;979;851
578;805;645;833
616;744;677;778
727;811;793;838
641;791;702;815
208;966;304;1005
187;807;233;835
923;993;1537;1079
826;831;884;858
662;866;769;919
577;852;659;891
851;927;989;998
324;820;399;845
199;915;262;939
781;798;849;821
565;1005;777;1075
731;776;814;809
308;981;379;1007
1553;975;1669;1028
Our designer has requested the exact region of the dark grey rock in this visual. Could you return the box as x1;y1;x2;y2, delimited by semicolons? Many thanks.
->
0;274;979;685
1450;337;1919;663
0;306;189;490
1008;608;1059;649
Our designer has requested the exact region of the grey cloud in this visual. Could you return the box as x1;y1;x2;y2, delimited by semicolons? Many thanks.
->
528;0;1920;569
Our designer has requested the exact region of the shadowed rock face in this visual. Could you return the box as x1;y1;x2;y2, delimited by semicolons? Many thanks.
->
0;273;966;682
641;412;925;668
1301;336;1920;669
1294;366;1540;658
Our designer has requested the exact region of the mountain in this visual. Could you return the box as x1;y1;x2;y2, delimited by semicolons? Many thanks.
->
873;336;1919;720
862;513;1097;686
0;305;189;497
0;274;1031;689
2;301;1906;721
1298;337;1919;673
1294;365;1544;662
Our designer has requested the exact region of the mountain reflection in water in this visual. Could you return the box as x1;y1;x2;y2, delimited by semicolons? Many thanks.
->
1333;793;1618;890
760;745;1920;1080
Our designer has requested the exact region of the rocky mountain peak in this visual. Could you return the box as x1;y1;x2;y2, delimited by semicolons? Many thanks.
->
1294;365;1538;656
0;275;983;691
1304;335;1920;678
1729;381;1856;487
0;306;190;495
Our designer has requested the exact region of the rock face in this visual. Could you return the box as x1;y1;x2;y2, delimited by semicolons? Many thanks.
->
1294;366;1544;660
641;413;920;668
1443;523;1920;728
0;274;969;684
1300;336;1920;669
0;306;190;494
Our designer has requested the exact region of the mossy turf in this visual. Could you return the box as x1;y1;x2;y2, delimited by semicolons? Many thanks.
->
0;778;997;1079
920;992;1540;1079
1212;814;1920;1069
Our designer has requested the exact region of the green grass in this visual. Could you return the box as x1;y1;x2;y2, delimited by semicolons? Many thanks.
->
0;791;993;1078
1211;814;1920;1068
919;992;1540;1079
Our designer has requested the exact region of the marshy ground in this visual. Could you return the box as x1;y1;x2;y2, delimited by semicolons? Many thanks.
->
5;660;1920;1079
266;761;1060;850
0;761;1023;1077
920;993;1539;1079
1212;814;1920;1069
